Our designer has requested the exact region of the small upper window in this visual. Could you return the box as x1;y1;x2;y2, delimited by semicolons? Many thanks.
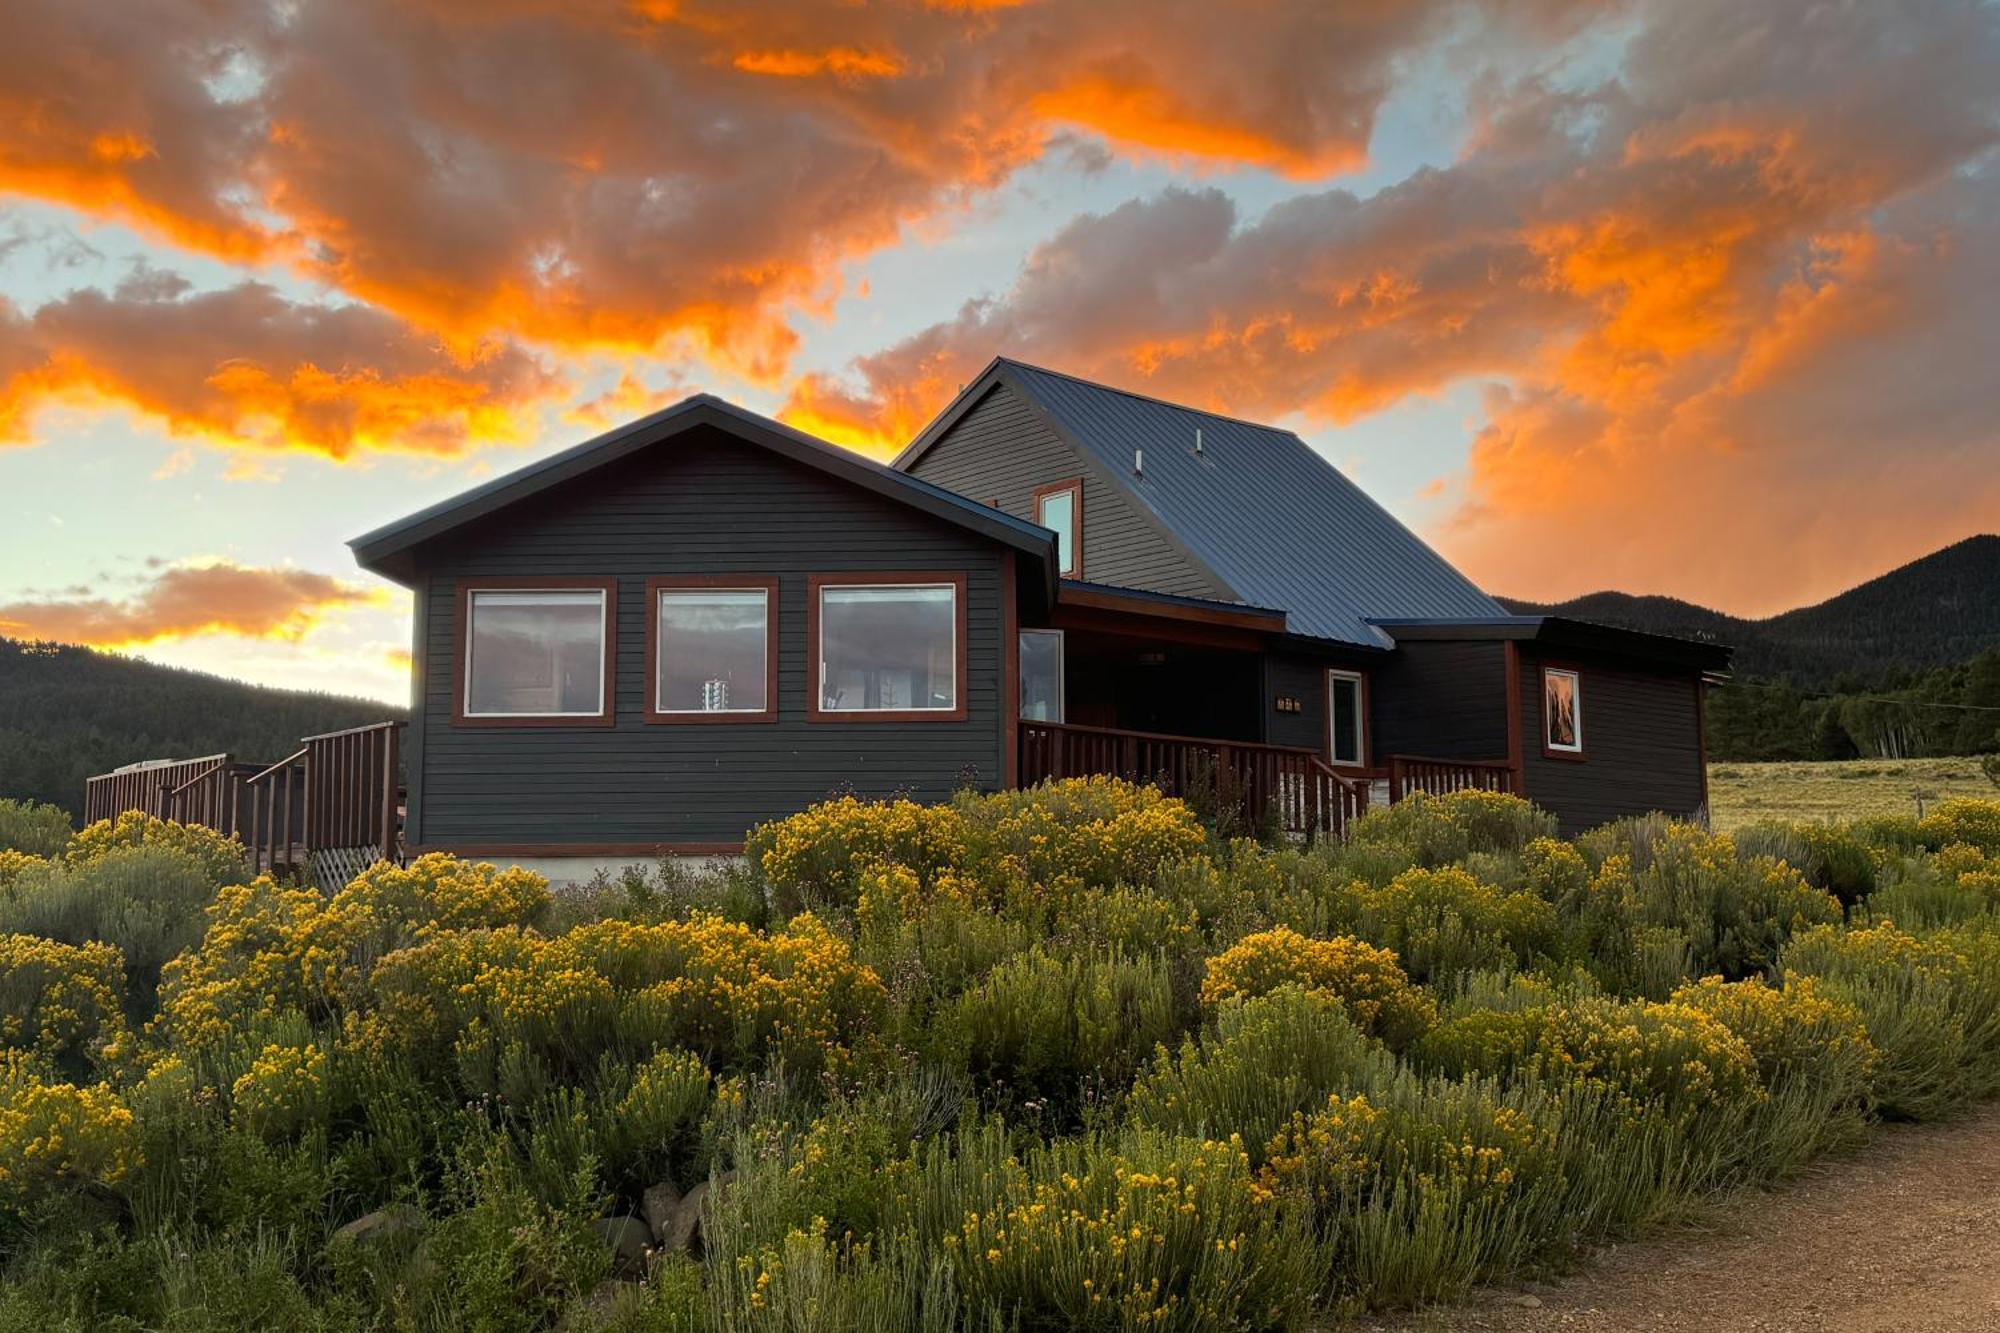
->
1036;480;1082;578
651;582;773;719
1543;667;1583;754
463;588;608;718
1327;670;1366;767
815;579;961;717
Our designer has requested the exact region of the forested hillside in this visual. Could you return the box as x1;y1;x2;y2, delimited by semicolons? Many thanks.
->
0;639;403;817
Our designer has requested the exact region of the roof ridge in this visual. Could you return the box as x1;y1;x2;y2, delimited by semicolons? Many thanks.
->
996;357;1302;439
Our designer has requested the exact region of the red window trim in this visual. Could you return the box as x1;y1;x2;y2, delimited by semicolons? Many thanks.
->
1540;661;1588;761
643;575;781;725
806;571;970;723
1033;476;1085;579
453;577;618;728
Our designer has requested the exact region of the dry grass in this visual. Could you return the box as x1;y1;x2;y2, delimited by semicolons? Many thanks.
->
1707;756;1997;831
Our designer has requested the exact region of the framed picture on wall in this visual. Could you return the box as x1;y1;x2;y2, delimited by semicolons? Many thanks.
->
1543;667;1582;755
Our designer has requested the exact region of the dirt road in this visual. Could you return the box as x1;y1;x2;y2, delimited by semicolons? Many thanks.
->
1365;1101;2000;1333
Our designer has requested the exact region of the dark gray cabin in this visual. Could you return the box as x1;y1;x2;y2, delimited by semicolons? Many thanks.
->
341;360;1729;868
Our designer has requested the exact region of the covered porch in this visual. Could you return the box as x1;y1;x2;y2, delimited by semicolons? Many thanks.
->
1010;581;1519;838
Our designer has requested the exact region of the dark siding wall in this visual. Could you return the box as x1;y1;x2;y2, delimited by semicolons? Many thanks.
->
1371;641;1510;760
1516;647;1706;837
408;426;1006;848
908;384;1223;599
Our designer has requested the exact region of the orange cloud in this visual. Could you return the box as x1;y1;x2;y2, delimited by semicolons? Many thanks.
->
788;0;2000;615
0;275;560;459
0;0;1541;377
0;563;380;648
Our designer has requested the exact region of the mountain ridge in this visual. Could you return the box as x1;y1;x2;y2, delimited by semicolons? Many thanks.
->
1501;535;2000;684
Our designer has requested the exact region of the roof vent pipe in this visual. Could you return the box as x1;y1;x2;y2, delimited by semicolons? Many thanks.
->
1194;425;1203;455
1134;447;1144;477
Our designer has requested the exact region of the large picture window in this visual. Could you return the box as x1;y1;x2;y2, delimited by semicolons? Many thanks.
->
647;578;776;722
1035;478;1082;578
1020;629;1064;722
811;575;964;720
1327;669;1366;767
1543;667;1584;756
460;583;612;723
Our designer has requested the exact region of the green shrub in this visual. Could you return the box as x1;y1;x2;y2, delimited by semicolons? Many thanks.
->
0;799;72;858
0;846;219;1007
1126;986;1395;1150
1348;790;1557;868
598;1046;711;1188
938;949;1179;1113
1781;921;2000;1120
1342;866;1560;989
910;1121;1322;1331
1580;825;1842;989
1733;820;1879;907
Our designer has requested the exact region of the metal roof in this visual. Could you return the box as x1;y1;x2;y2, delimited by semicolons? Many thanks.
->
350;393;1058;589
899;359;1505;648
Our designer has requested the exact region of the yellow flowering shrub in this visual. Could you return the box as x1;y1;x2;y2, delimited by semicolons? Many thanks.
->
748;795;968;910
231;1041;331;1140
0;1052;140;1204
157;857;551;1052
1201;927;1436;1048
1254;1092;1382;1205
367;912;884;1087
1345;866;1559;985
1417;992;1763;1117
1522;837;1589;909
1670;975;1875;1088
0;849;45;889
66;810;246;883
0;933;128;1068
957;776;1210;891
155;876;328;1050
1918;799;2000;855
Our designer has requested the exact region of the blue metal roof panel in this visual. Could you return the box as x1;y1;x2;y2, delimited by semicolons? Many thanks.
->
998;361;1504;648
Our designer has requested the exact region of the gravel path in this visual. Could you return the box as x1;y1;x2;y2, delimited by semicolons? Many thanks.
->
1362;1101;2000;1333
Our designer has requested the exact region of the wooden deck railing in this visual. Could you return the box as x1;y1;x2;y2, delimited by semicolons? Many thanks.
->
85;754;261;835
1385;754;1519;801
1018;721;1369;839
85;720;405;885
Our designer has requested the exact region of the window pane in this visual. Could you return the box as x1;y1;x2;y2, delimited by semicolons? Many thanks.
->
1020;630;1063;722
1329;675;1362;765
657;589;767;712
1039;488;1076;574
467;590;604;716
819;584;956;712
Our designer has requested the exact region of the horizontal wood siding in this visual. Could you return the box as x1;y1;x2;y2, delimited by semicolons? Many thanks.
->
908;383;1223;599
411;426;1004;847
1371;641;1509;759
1261;654;1329;753
1516;647;1706;837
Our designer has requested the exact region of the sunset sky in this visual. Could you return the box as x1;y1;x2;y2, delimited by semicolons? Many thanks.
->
1;0;1995;706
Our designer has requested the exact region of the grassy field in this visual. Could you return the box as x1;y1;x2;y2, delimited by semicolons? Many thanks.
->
1709;755;1997;831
